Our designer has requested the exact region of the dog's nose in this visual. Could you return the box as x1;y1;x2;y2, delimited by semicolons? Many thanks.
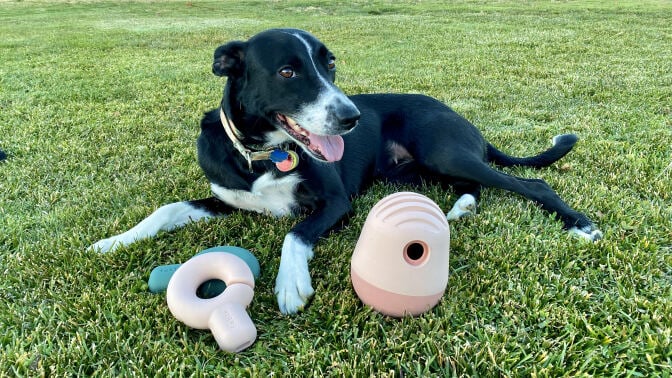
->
338;107;361;131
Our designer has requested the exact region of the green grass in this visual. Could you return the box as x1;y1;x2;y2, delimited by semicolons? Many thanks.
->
1;0;671;376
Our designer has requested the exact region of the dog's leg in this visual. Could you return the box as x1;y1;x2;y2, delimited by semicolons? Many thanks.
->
433;159;602;241
477;164;602;241
509;176;603;241
274;233;315;314
88;197;232;253
274;193;352;314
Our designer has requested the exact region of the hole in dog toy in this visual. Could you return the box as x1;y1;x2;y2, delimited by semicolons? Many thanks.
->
196;279;226;299
403;241;428;266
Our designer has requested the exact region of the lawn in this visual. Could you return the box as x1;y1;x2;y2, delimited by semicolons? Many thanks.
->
1;0;671;376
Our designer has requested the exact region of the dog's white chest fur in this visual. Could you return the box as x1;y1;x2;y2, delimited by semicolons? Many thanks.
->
211;172;301;217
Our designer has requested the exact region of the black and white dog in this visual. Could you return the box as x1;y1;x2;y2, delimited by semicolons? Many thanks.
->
90;29;602;314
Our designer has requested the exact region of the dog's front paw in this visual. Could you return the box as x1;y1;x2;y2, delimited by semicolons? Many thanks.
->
274;233;315;314
275;271;314;315
87;237;123;253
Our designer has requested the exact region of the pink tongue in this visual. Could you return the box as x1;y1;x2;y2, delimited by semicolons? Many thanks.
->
308;133;344;162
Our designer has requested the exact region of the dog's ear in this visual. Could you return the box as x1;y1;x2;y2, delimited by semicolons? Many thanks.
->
212;41;246;77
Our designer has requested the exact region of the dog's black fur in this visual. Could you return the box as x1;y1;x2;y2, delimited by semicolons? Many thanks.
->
90;29;601;314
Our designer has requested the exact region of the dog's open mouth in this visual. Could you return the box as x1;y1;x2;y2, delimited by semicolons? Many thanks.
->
276;114;344;162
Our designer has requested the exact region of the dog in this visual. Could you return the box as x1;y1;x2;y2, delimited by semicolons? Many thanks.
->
89;28;602;314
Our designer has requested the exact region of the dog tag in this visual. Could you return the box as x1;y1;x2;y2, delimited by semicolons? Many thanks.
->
269;150;289;163
274;150;299;172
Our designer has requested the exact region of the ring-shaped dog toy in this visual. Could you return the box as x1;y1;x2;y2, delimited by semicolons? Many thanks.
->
166;252;257;352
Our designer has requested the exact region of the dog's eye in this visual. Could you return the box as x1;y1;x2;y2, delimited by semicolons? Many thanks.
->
279;67;295;79
327;57;336;70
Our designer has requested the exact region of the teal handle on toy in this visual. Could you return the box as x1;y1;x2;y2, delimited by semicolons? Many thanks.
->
148;246;260;298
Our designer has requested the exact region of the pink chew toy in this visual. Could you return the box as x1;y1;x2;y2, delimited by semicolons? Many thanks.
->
351;192;450;317
166;252;257;353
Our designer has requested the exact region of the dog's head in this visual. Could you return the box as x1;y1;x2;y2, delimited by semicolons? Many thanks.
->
213;29;360;163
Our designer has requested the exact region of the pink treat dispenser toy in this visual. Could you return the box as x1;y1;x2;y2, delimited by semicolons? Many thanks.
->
350;192;450;317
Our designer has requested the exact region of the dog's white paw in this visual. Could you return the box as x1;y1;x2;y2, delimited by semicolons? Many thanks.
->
87;237;124;253
569;225;603;242
274;233;315;315
447;194;477;221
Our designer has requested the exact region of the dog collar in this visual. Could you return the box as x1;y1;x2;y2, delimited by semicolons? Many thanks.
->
219;108;298;173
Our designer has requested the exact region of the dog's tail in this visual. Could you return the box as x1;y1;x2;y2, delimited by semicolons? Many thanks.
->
487;133;578;168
